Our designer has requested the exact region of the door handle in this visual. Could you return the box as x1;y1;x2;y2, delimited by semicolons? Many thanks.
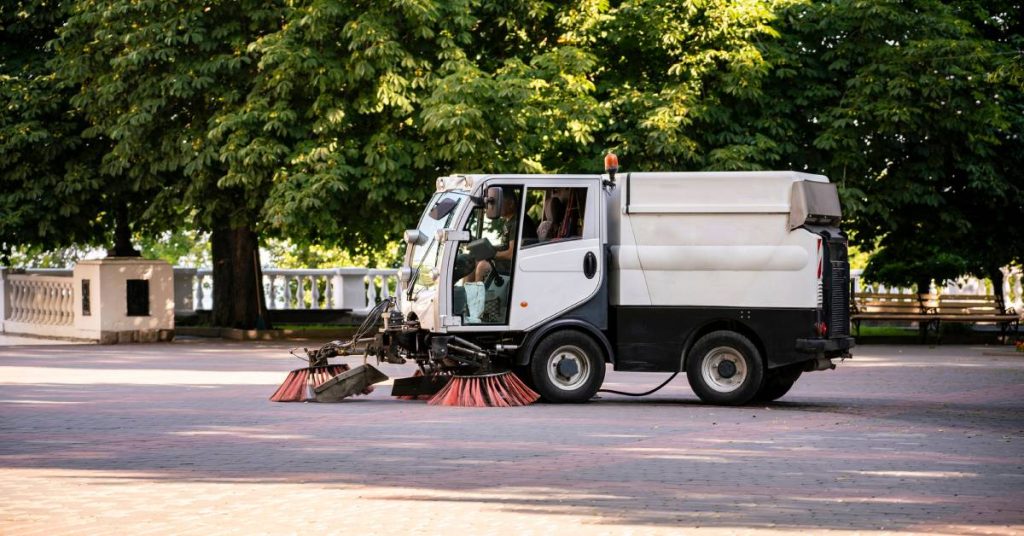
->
583;251;597;279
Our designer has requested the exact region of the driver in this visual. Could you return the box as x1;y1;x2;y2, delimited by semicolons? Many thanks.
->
466;188;536;282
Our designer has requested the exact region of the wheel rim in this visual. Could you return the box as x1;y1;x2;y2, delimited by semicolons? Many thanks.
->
700;346;748;393
546;344;591;391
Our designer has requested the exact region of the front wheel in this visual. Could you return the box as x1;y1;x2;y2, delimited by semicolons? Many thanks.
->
529;331;606;403
686;330;764;405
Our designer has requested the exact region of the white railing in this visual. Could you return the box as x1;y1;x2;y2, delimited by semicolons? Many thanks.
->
851;268;1024;311
176;267;399;314
0;269;78;339
6;274;75;326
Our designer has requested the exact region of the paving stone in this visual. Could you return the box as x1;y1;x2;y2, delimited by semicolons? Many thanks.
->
0;340;1022;534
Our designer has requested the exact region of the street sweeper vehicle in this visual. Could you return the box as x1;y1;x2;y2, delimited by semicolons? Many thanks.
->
271;156;854;407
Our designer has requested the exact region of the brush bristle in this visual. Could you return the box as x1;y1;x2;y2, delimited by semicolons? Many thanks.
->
269;364;350;402
428;372;539;407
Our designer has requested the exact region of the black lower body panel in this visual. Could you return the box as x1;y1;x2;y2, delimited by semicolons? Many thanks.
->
610;306;822;372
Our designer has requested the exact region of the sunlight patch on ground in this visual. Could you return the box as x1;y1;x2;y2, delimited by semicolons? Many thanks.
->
843;470;978;479
0;399;84;405
0;366;283;386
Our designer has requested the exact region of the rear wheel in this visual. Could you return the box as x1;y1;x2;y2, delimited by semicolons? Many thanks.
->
529;331;605;403
686;330;764;405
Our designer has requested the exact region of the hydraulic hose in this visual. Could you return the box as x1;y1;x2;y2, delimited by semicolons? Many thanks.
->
597;352;686;397
598;372;679;397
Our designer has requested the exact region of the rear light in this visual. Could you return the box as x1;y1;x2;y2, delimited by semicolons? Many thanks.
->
816;238;823;308
816;321;828;337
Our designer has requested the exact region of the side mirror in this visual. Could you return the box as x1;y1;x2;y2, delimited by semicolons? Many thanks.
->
429;197;458;220
466;238;497;261
485;186;503;219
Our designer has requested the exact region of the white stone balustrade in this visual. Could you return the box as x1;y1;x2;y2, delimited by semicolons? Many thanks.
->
178;267;399;314
850;268;1024;311
1;259;173;342
5;263;1018;342
6;275;74;327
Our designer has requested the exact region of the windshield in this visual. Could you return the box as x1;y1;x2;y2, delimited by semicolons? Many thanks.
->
409;191;466;292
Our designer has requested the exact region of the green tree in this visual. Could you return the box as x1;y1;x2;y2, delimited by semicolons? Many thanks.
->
0;1;107;262
592;0;789;171
52;0;287;327
770;0;1024;294
248;0;604;257
43;0;605;327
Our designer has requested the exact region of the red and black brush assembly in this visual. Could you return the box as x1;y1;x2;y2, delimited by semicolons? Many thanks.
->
269;363;351;402
427;372;538;407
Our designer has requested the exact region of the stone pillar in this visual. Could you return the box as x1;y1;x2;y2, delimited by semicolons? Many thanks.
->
335;268;369;311
173;267;197;314
73;258;175;343
0;267;8;333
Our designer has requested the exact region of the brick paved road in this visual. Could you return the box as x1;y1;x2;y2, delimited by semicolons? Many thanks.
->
1;339;1022;535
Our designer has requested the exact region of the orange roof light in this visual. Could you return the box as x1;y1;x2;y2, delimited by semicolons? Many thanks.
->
604;153;619;174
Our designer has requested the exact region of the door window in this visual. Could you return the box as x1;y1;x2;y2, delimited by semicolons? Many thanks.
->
451;186;530;325
522;187;588;248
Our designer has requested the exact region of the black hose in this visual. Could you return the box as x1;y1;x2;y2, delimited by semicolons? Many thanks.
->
352;298;393;342
598;371;680;397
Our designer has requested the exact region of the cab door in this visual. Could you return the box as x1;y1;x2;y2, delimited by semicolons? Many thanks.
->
509;180;603;330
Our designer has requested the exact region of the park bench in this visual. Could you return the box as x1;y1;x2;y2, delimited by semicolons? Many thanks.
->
850;292;936;338
850;291;1020;343
930;294;1020;344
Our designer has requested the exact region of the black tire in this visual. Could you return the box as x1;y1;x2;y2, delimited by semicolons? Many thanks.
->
753;364;803;403
529;330;606;403
686;330;764;405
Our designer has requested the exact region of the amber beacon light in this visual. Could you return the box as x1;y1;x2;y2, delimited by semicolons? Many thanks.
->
604;152;619;183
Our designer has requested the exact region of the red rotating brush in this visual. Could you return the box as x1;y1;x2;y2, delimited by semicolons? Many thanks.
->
428;371;539;407
269;364;351;402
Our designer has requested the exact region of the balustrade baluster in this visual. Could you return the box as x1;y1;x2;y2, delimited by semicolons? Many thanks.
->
29;283;38;322
18;282;29;323
195;275;205;311
43;283;54;325
297;276;307;309
10;283;20;322
365;275;377;307
30;283;41;324
269;276;277;310
50;283;61;325
311;275;321;309
62;284;73;325
34;283;44;325
18;282;27;322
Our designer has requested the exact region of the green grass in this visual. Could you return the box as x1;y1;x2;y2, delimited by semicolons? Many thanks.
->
855;325;919;337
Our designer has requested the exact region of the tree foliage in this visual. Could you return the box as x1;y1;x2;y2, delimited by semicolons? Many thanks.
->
0;1;106;260
2;0;1021;324
245;0;605;254
769;0;1023;288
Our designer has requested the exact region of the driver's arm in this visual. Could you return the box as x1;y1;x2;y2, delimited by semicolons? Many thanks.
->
495;240;515;261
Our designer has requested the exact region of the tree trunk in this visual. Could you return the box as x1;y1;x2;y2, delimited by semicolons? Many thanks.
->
916;276;933;341
211;223;261;329
108;203;141;257
989;267;1006;312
